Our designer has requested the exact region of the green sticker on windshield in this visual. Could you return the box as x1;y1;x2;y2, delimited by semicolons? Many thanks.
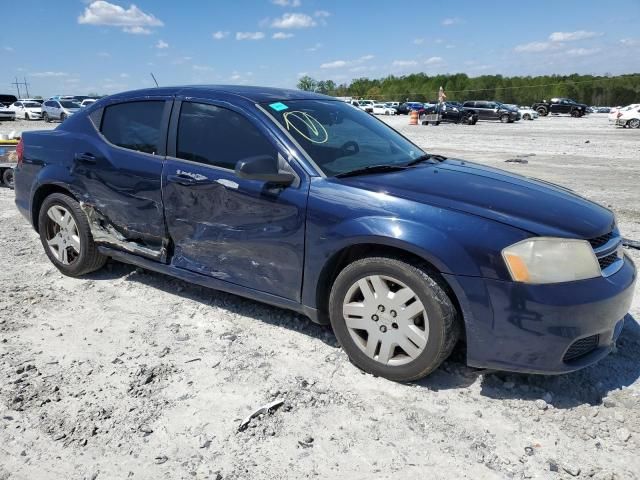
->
269;102;289;112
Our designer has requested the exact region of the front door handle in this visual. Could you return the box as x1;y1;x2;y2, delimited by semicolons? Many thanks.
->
74;152;98;164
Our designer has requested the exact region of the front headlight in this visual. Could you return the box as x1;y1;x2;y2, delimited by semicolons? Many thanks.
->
502;237;601;284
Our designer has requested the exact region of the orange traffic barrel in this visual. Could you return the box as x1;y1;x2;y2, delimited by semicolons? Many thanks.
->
409;110;418;125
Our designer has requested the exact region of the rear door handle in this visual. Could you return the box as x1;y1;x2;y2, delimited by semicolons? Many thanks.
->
166;174;214;186
74;152;98;164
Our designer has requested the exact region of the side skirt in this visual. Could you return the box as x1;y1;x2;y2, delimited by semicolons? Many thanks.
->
98;246;323;324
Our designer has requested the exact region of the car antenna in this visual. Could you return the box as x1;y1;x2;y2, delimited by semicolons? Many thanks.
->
150;73;159;88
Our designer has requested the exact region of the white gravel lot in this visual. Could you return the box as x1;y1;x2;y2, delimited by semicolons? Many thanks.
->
0;114;639;480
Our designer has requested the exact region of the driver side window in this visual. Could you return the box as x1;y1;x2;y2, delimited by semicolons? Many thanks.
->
176;102;277;171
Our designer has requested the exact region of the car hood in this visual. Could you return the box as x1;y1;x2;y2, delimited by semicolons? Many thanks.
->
338;159;614;238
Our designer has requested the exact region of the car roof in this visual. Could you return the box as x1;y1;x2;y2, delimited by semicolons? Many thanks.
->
106;85;333;103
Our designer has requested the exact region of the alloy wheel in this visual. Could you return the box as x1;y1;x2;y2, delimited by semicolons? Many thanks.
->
44;205;81;265
342;274;428;366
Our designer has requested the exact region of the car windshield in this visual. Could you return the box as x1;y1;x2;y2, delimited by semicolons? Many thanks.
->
263;99;425;177
60;101;80;108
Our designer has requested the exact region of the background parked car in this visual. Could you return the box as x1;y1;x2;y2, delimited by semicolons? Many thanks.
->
8;101;42;120
81;99;97;107
420;102;478;125
372;103;396;115
42;99;81;122
396;102;424;115
0;105;16;121
517;105;538;120
610;104;640;124
532;98;588;117
615;105;640;128
357;100;374;113
462;101;520;122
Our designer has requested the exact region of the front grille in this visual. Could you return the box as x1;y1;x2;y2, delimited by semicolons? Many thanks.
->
588;232;614;249
563;335;599;362
598;252;619;270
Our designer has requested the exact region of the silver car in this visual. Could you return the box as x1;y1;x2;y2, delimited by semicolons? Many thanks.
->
42;99;81;123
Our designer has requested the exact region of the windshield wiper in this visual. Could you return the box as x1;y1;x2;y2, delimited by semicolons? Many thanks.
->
405;153;447;166
334;164;410;178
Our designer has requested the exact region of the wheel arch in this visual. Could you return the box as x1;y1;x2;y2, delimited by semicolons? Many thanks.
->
31;183;77;232
312;242;465;339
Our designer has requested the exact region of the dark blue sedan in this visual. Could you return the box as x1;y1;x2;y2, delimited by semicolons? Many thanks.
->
13;86;636;382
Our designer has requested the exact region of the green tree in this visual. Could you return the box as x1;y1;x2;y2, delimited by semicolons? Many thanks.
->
297;76;318;92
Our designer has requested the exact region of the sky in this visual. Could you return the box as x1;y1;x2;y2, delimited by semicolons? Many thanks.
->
1;0;639;97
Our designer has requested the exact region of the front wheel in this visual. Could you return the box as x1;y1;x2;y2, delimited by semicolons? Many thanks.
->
536;107;548;116
523;113;530;120
2;168;14;189
38;193;107;276
60;113;66;122
500;114;510;123
43;112;50;123
25;113;29;120
329;257;459;382
628;118;640;129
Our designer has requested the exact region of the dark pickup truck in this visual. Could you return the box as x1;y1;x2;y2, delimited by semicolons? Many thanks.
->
532;98;588;117
13;85;636;382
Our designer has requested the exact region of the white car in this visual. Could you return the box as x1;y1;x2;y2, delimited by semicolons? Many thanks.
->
0;105;15;121
357;99;374;113
81;99;97;107
8;101;42;120
610;104;640;124
518;106;538;120
372;103;396;115
615;105;640;128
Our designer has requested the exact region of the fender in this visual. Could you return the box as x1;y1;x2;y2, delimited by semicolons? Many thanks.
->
301;213;517;310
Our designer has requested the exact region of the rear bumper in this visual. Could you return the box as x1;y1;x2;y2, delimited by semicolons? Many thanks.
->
444;254;636;374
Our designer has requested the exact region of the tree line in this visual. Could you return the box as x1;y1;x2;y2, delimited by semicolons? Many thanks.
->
297;73;640;106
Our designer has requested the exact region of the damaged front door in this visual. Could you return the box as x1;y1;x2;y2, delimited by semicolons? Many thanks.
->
77;97;173;260
162;100;308;301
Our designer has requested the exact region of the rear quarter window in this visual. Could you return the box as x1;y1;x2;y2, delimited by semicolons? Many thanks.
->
100;101;165;154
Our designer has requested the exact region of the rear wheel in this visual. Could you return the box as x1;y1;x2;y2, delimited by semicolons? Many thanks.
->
500;114;510;123
2;169;14;189
38;193;107;276
329;256;459;382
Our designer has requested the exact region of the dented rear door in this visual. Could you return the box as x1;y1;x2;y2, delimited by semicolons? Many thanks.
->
75;96;173;260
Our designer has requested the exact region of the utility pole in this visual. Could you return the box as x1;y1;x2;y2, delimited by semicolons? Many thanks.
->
11;77;22;98
23;77;30;98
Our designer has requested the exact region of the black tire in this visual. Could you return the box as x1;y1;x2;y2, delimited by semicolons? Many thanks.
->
2;168;14;189
628;118;640;129
536;107;548;116
38;193;107;277
60;113;66;122
43;112;50;123
571;110;580;118
523;113;530;120
25;113;29;120
329;256;460;382
500;114;510;123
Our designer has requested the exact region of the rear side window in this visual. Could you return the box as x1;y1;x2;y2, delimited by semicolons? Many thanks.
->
101;101;165;154
176;102;276;170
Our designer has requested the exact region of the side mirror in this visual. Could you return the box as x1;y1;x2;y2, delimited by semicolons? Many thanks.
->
235;155;295;185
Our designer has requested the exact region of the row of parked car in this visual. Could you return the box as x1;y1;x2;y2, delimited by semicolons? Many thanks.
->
0;95;99;123
348;98;537;124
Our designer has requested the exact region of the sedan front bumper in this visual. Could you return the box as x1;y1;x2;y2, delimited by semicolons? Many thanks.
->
444;254;636;374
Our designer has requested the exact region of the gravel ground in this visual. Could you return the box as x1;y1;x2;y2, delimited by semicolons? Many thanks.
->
0;114;638;480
